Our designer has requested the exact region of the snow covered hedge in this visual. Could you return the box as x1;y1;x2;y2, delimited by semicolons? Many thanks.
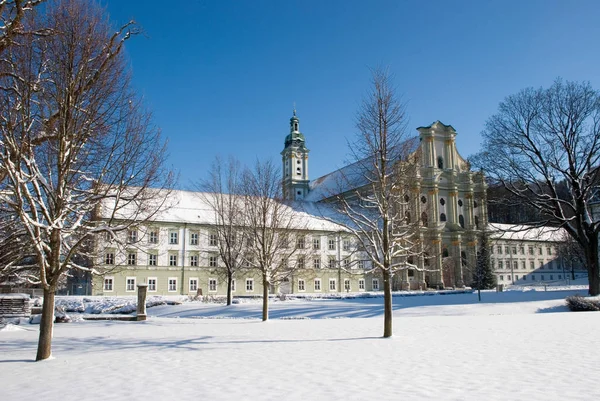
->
565;295;600;312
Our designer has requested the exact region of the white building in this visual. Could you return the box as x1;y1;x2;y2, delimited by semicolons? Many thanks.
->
489;223;585;285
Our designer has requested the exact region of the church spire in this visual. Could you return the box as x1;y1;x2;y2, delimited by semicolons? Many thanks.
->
281;109;310;201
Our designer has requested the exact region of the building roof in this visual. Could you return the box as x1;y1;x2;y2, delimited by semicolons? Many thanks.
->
100;188;347;233
488;223;565;242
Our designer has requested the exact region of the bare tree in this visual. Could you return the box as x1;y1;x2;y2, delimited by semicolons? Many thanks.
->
472;79;600;295
332;67;421;338
0;1;46;54
199;156;247;305
241;159;305;321
556;230;585;281
0;0;173;360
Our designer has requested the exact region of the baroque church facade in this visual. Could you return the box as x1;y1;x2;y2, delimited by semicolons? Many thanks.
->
92;112;487;296
280;112;488;290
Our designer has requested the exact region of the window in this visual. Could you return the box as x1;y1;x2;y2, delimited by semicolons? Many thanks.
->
521;261;526;270
209;255;218;268
358;260;365;269
209;279;217;292
169;231;178;245
515;275;519;280
281;258;288;269
440;213;447;222
344;279;351;291
541;275;545;281
312;237;320;250
421;212;428;226
547;247;552;255
329;278;336;291
328;237;336;250
149;230;158;244
530;261;535;270
529;246;534;255
491;260;495;269
514;261;518;270
328;256;336;269
148;277;157;292
298;279;305;292
190;254;198;267
190;232;199;245
538;247;543;255
343;239;351;251
168;277;177;292
127;252;137;265
343;259;350;269
458;199;463;207
296;236;305;249
246;279;254;292
500;275;504;281
523;275;526;281
231;279;236;292
169;253;177;266
209;232;218;246
297;256;305;269
128;229;138;243
358;279;365;290
148;253;157;266
189;278;198;292
372;278;380;290
558;275;562;279
421;195;427;204
279;234;289;248
313;257;321;269
244;255;253;268
519;246;524;254
498;261;503;269
539;260;544;269
437;156;444;169
459;214;465;228
498;245;503;254
105;252;114;265
314;279;321;291
511;247;517;255
550;275;554;280
505;246;510;254
104;277;114;291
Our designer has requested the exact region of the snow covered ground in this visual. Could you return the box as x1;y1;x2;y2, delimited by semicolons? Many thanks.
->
1;287;598;401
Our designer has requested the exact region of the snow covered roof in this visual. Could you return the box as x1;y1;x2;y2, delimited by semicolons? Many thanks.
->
305;137;420;202
99;188;348;233
488;223;565;242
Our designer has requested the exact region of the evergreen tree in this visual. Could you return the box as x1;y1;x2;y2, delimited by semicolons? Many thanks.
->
472;229;496;300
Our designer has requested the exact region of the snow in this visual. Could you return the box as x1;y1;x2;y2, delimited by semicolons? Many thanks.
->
488;223;565;242
1;288;599;401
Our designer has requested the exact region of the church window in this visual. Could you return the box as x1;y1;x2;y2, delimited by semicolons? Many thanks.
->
296;167;301;175
440;198;445;206
297;160;301;164
474;201;478;208
403;194;409;202
474;216;479;229
440;213;447;222
405;211;411;223
442;248;449;258
421;212;428;226
437;156;444;169
421;196;427;204
458;199;463;207
459;214;465;228
461;251;467;267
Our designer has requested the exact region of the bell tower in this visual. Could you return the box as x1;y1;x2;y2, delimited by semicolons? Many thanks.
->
281;109;310;200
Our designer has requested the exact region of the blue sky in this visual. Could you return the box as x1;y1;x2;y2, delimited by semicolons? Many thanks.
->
104;0;600;188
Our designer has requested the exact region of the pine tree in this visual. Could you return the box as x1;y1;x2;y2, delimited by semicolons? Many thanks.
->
472;229;497;300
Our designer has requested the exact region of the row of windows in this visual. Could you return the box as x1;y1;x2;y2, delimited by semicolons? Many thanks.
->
492;260;558;270
498;274;563;282
123;229;353;251
492;245;556;256
104;277;382;293
105;251;370;269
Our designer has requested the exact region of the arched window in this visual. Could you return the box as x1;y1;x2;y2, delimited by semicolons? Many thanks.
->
442;248;449;258
437;156;444;169
403;194;410;203
440;213;447;222
459;214;465;228
461;251;467;267
474;216;479;229
473;201;478;208
440;198;445;206
458;199;463;207
405;211;411;223
421;212;428;226
421;196;427;204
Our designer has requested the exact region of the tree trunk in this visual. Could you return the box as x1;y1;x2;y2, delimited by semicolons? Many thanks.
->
382;269;393;338
262;274;269;321
36;288;55;361
226;271;233;306
585;234;600;296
